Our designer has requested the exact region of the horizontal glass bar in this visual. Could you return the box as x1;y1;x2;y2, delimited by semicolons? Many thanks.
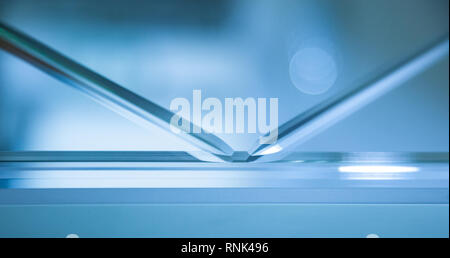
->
0;151;447;204
1;151;448;163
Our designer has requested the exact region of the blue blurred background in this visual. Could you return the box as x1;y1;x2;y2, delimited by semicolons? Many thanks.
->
0;0;448;152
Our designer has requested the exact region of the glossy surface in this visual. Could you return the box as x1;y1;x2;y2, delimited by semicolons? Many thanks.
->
0;152;447;204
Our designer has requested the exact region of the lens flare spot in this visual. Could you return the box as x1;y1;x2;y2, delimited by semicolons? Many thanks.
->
289;47;337;95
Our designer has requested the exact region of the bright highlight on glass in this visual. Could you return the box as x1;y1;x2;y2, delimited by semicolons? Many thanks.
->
338;165;419;173
258;144;283;156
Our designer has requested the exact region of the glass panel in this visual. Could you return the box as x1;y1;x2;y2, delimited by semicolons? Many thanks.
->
0;151;447;204
1;0;448;153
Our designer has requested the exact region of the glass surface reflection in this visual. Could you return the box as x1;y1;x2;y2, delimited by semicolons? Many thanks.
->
0;152;447;204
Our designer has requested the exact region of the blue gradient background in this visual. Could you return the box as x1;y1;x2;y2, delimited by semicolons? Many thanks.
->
0;0;448;152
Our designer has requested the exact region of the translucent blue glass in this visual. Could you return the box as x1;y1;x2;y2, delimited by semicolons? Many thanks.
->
0;152;447;204
0;0;448;153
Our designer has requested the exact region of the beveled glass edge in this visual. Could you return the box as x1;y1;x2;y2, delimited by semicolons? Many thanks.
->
277;152;449;164
0;151;201;162
0;151;448;163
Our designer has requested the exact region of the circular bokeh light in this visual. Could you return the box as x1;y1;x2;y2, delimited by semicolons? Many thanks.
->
289;47;337;95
